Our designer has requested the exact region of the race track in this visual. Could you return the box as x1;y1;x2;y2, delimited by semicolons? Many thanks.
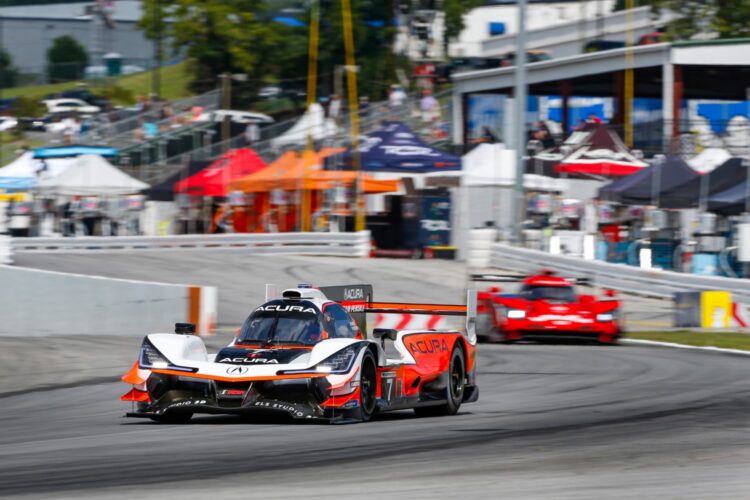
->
1;252;747;498
1;344;750;499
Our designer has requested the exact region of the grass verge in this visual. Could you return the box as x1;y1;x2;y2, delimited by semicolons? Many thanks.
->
3;62;192;103
627;330;750;352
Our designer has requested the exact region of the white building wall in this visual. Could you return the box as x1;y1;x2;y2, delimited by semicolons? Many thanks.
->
451;1;617;57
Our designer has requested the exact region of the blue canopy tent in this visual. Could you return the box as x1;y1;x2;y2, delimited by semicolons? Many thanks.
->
341;122;461;173
33;145;118;159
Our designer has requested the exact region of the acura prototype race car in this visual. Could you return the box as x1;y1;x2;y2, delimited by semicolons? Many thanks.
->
473;270;622;344
121;284;478;423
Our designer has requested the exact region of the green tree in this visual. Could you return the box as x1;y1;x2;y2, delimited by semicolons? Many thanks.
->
47;35;89;82
713;0;750;39
0;47;18;88
615;0;750;40
140;0;280;99
443;0;481;54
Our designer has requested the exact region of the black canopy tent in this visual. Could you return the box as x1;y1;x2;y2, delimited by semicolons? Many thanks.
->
141;160;212;202
657;157;747;209
707;178;750;215
599;155;699;205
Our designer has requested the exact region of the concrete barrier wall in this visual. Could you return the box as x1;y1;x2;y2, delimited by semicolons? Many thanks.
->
0;235;10;265
0;265;217;336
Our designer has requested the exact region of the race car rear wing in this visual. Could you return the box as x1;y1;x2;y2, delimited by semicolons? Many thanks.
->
266;284;477;342
469;273;591;286
341;290;478;342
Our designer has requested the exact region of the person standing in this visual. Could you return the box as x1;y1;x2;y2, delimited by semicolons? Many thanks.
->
389;85;407;108
419;89;438;123
244;121;260;146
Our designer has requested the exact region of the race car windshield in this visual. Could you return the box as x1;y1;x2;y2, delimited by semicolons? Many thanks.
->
237;302;323;346
520;285;576;303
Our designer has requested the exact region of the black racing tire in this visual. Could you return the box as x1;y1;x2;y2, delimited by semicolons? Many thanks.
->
149;412;193;424
414;343;465;417
355;350;378;422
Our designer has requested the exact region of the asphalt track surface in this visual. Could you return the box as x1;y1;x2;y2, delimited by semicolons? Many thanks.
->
2;252;747;498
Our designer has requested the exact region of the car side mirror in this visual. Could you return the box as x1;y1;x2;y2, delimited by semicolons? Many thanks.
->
373;328;398;348
373;328;398;342
175;323;196;335
604;289;616;298
488;286;502;293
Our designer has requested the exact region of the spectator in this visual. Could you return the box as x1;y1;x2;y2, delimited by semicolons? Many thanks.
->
388;85;407;108
244;121;260;145
419;89;438;123
328;94;341;121
359;96;370;121
63;117;80;144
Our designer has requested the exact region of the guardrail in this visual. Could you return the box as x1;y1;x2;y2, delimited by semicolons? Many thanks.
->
11;231;372;258
490;243;750;304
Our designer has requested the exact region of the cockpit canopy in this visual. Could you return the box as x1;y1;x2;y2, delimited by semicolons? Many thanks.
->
237;300;323;346
236;299;360;346
518;284;576;303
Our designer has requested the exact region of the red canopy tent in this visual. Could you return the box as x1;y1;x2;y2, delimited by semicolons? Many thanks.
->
174;148;267;197
552;123;648;177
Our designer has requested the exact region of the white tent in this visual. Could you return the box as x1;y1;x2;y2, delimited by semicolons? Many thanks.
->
688;147;731;174
0;152;76;179
428;143;567;191
37;154;148;196
271;103;338;149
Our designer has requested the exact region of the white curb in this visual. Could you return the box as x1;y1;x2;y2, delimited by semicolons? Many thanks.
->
621;338;750;356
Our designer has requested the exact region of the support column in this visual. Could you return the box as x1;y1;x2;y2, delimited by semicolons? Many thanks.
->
560;80;571;135
452;90;465;147
613;71;624;126
662;60;674;153
672;65;683;144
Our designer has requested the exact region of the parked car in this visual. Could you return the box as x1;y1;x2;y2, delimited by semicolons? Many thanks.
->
0;116;18;132
258;86;282;99
42;98;101;115
638;32;665;45
584;40;626;53
196;109;275;124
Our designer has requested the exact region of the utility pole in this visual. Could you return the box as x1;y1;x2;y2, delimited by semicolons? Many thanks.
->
624;0;635;147
512;0;528;244
221;72;231;153
341;0;364;232
300;0;320;233
151;0;162;100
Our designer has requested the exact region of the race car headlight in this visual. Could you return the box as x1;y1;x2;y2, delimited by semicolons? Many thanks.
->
596;313;615;322
139;340;196;372
315;345;359;374
280;344;362;376
507;309;526;319
140;341;169;368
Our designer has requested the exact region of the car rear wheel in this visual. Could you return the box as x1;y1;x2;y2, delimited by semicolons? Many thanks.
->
356;350;377;422
415;344;465;417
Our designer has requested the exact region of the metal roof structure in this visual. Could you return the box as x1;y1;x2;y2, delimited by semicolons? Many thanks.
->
451;39;750;148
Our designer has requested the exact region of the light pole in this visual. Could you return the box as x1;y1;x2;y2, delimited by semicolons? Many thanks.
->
150;0;162;100
512;0;528;244
221;72;231;153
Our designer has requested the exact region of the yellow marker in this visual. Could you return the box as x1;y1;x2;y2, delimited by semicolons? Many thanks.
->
700;291;732;329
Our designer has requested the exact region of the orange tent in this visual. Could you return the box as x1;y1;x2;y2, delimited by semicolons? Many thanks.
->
228;148;399;193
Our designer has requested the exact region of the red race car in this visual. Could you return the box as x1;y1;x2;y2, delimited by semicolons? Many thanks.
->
473;270;622;344
121;284;478;424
